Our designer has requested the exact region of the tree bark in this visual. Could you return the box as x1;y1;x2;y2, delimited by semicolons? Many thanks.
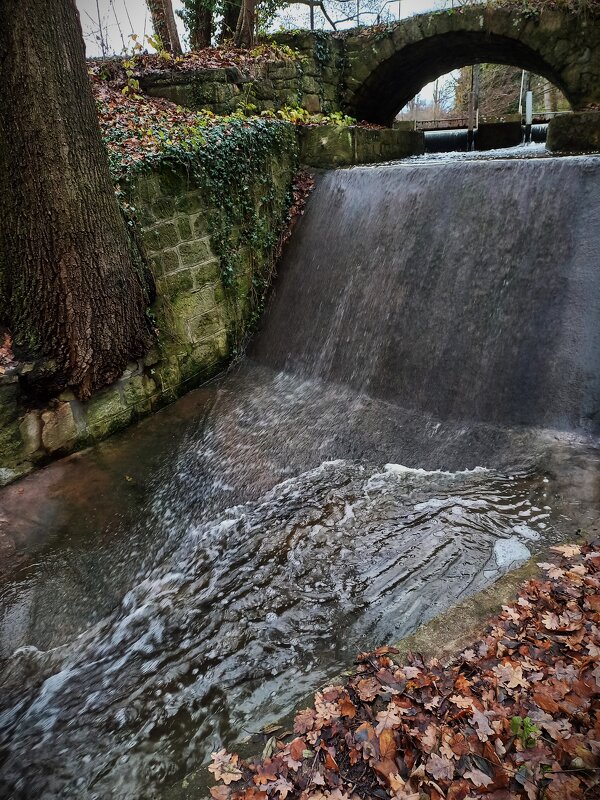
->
163;0;183;55
0;0;153;400
235;0;257;48
147;0;182;54
189;3;213;49
221;0;242;42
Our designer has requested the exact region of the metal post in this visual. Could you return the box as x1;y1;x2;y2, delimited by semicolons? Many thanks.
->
467;64;480;151
525;90;533;144
310;0;314;30
356;0;360;26
398;0;402;20
518;70;527;116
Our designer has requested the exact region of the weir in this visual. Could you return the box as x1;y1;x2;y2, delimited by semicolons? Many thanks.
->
1;150;600;799
252;157;600;435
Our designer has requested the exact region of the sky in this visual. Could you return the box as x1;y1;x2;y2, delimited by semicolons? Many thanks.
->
76;0;462;100
76;0;461;56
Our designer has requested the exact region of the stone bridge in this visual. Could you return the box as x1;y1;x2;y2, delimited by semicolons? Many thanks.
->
277;5;600;124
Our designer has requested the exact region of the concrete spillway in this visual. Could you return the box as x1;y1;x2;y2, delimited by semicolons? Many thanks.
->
252;157;600;434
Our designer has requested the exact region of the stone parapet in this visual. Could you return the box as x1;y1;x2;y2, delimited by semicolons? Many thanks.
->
299;125;424;168
547;111;600;153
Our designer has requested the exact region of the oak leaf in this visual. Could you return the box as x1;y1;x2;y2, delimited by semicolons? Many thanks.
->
426;753;454;781
208;750;243;785
375;704;404;735
464;767;493;788
470;709;494;742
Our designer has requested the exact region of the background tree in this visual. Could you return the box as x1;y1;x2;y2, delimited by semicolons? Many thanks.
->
178;0;214;49
221;0;242;40
453;64;569;117
146;0;183;53
0;0;153;400
235;0;257;46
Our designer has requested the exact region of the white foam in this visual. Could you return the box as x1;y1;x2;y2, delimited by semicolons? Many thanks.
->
494;536;531;568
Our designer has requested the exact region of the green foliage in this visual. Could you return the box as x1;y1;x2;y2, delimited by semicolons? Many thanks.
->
111;117;296;340
510;715;540;748
259;105;356;125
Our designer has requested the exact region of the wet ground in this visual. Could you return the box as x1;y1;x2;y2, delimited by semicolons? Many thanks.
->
1;363;599;800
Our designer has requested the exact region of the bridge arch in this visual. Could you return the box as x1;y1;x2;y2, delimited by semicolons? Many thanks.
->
341;8;600;124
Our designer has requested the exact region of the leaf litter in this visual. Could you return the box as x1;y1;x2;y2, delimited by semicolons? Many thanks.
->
210;539;600;799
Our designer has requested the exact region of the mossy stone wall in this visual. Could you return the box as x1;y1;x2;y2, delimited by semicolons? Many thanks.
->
140;39;344;117
140;10;600;127
547;111;600;153
0;134;298;485
299;125;424;167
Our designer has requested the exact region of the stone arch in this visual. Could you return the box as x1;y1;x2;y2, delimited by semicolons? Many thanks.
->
341;8;600;124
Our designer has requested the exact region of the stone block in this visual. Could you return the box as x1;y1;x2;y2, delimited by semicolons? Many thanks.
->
187;309;225;344
190;212;210;238
299;124;354;167
166;291;218;342
41;403;78;453
0;420;24;464
122;375;152;412
547;111;600;153
302;94;321;114
143;347;161;367
191;259;221;287
154;356;181;392
152;196;176;220
268;62;298;81
301;75;319;94
0;382;19;428
84;388;129;440
19;412;42;455
145;83;196;108
143;221;179;252
160;268;194;298
158;168;187;197
175;193;204;215
131;174;161;205
162;247;182;274
178;237;213;267
176;216;193;241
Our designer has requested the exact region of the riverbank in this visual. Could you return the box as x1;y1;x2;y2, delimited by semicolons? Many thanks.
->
209;539;600;800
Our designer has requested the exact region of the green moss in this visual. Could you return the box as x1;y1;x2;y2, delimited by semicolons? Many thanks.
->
85;389;130;440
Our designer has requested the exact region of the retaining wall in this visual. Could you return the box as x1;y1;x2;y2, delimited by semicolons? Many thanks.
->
0;127;298;484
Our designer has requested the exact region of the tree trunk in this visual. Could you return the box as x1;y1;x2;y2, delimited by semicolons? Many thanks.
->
163;0;183;55
147;0;182;54
0;0;153;401
221;0;241;42
234;0;256;48
189;3;213;49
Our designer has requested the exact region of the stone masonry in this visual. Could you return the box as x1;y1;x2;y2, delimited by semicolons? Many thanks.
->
0;136;297;484
141;8;600;126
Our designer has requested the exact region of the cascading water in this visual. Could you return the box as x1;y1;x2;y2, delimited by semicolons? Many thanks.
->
1;150;599;800
251;157;600;433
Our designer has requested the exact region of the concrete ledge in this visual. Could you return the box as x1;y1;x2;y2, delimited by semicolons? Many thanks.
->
547;111;600;153
299;124;424;168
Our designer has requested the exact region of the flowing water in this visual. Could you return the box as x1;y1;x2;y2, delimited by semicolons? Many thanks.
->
1;150;600;799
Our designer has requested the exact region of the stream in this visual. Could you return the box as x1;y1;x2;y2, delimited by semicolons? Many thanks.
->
1;148;599;799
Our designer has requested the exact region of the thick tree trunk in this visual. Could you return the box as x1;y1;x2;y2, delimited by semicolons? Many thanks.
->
147;0;182;54
190;3;213;49
220;0;242;42
235;0;256;48
0;0;153;400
